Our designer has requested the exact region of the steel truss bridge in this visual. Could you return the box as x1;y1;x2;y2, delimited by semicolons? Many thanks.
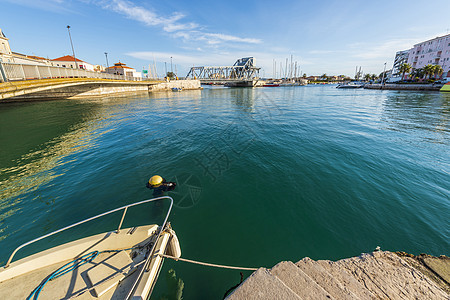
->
186;57;260;85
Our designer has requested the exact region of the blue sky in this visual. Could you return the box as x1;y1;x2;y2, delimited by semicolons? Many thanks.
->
1;0;450;77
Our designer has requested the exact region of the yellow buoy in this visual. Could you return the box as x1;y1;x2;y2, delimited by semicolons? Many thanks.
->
148;175;163;187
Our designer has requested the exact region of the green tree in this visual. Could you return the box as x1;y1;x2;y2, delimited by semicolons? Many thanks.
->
379;71;388;81
398;63;411;80
302;73;307;78
433;65;443;79
411;68;425;80
166;71;176;80
364;74;371;82
371;74;378;81
424;64;435;79
321;73;327;81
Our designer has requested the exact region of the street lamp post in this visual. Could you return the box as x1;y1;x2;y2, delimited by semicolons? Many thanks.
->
104;52;109;69
66;25;78;69
170;56;173;73
381;62;387;86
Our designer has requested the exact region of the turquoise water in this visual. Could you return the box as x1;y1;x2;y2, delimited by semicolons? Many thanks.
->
0;86;449;299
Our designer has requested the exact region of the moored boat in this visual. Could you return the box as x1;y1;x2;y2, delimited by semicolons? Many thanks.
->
440;82;450;92
336;82;364;89
0;196;180;300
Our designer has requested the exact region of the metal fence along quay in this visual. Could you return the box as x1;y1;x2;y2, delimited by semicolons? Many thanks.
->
0;61;142;82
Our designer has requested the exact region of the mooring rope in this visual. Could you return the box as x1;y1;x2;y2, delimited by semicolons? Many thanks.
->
28;251;258;299
159;254;259;271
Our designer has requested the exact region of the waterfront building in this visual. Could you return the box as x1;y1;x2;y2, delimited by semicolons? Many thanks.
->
0;28;13;63
406;33;450;79
94;65;106;72
106;62;141;79
1;28;51;65
390;50;410;80
11;52;51;65
51;55;95;71
306;76;319;81
1;28;50;65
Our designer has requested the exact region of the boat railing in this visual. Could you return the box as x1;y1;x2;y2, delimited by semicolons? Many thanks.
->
3;196;173;268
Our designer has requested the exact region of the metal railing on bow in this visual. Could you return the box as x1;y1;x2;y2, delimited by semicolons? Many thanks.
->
3;196;173;268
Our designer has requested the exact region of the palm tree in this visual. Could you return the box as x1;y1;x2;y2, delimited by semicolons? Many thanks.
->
166;71;176;80
433;65;444;79
424;64;435;80
364;74;371;82
398;63;411;80
379;71;388;80
411;68;425;81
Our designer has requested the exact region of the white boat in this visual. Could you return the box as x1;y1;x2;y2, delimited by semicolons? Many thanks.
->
0;196;181;300
336;82;365;89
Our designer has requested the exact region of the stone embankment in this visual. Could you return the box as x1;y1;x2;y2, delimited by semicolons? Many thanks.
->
226;251;450;299
0;78;201;102
365;83;443;91
149;79;201;92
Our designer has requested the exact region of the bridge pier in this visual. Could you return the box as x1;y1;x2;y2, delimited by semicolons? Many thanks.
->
224;80;259;87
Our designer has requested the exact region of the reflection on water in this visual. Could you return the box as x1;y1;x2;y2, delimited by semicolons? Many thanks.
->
381;92;450;144
0;96;153;243
0;88;449;298
229;88;256;112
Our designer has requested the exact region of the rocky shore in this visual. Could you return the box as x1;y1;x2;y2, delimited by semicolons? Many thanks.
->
226;251;449;299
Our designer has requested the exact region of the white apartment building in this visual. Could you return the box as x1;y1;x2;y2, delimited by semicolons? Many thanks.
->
106;62;141;79
51;55;95;71
392;50;410;77
406;33;450;79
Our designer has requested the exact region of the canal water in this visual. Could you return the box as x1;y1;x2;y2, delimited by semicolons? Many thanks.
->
0;86;449;299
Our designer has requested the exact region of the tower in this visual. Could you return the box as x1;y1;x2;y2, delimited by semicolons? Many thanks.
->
0;28;13;62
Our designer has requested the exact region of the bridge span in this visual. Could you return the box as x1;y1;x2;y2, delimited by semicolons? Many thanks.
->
0;78;161;101
186;57;261;86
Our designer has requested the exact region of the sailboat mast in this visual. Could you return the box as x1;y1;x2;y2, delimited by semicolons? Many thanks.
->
285;58;288;79
148;64;152;79
290;55;293;81
273;59;275;79
294;61;297;80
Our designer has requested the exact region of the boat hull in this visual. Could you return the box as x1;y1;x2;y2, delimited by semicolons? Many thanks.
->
440;82;450;92
337;85;363;89
0;225;174;299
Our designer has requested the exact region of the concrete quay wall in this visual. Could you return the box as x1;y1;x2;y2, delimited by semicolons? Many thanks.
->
0;79;201;102
365;83;443;91
148;79;201;92
68;83;149;98
226;251;450;299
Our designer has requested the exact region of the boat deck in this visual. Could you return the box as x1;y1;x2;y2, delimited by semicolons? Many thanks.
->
0;250;141;299
0;225;161;299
